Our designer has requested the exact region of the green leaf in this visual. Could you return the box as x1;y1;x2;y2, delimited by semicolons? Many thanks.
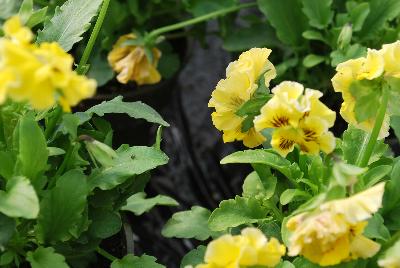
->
89;146;168;190
36;170;88;243
15;115;48;181
302;30;327;43
330;44;366;67
121;192;178;215
85;96;169;126
332;162;366;187
37;0;103;51
364;213;390;241
221;149;302;182
0;176;39;219
280;189;311;205
349;3;370;32
0;213;15;247
0;0;21;19
27;247;69;268
180;246;206;268
18;0;33;22
302;54;325;68
87;52;114;87
383;159;400;214
349;80;381;122
361;165;391;189
162;206;214;241
359;0;400;40
111;254;165;268
259;221;281;240
301;0;333;29
236;95;271;117
257;0;308;46
26;7;48;28
88;208;121;239
242;170;276;200
208;196;268;232
184;0;237;17
157;50;180;79
0;151;15;180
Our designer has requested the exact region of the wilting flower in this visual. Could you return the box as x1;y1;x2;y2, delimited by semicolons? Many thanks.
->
196;227;285;268
378;239;400;268
331;42;400;138
0;16;96;111
209;48;276;148
108;34;161;85
287;182;385;266
254;81;336;156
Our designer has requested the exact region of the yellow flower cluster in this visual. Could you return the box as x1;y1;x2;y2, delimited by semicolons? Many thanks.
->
0;16;96;111
208;48;276;148
287;182;385;266
331;41;400;138
108;34;161;85
254;81;336;157
379;239;400;268
196;228;285;268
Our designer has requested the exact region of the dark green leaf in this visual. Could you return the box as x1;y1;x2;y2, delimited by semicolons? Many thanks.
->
184;0;237;17
180;246;206;268
257;0;308;46
382;159;400;214
280;189;311;205
157;51;180;79
301;0;333;29
87;52;114;87
0;151;15;180
236;95;271;117
302;54;325;68
36;170;88;243
0;213;15;247
259;221;281;241
88;208;121;239
85;96;169;126
37;0;103;51
364;213;390;241
349;3;370;32
121;192;178;215
162;206;214;241
208;196;268;232
111;254;165;268
302;30;327;43
27;247;69;268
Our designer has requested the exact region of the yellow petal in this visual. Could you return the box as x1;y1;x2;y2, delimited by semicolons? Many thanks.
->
349;234;380;259
204;235;241;267
357;49;384;80
271;128;299;157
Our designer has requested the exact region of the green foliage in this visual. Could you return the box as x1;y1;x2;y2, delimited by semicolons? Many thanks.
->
111;254;165;268
301;0;333;29
27;247;69;268
180;246;206;268
37;0;103;51
121;192;178;215
162;206;214;241
0;213;15;248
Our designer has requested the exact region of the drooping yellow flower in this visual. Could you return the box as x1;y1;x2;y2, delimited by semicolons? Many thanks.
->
254;81;336;156
196;227;285;268
287;182;385;266
378;239;400;268
108;34;161;85
0;16;96;111
209;48;276;148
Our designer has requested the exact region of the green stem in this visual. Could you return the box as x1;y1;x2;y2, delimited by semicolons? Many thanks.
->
358;87;390;167
146;2;257;40
44;107;62;140
76;0;111;74
96;247;117;262
265;200;284;222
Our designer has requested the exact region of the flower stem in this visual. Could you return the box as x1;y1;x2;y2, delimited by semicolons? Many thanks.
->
358;86;390;167
146;2;257;40
76;0;111;75
96;247;117;262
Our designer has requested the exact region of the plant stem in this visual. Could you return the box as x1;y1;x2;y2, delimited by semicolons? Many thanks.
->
358;87;390;167
76;0;111;74
96;247;117;262
146;2;257;40
44;107;62;140
265;200;284;222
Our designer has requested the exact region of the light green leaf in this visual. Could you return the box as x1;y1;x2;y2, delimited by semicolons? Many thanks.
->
0;0;22;19
257;0;308;46
37;0;103;51
36;170;88;243
301;0;333;29
242;170;276;200
26;7;48;28
27;247;69;268
349;80;381;122
391;116;400;141
221;149;302;182
88;146;168;190
280;189;311;205
162;206;213;241
349;3;370;32
330;44;366;67
208;196;268;232
276;261;295;268
0;213;15;247
359;0;400;40
303;54;325;68
15;115;48;181
85;96;169;126
121;192;178;215
0;176;39;219
180;246;206;268
302;30;327;43
364;213;390;241
47;147;66;156
18;0;33;22
111;254;165;268
361;165;391;188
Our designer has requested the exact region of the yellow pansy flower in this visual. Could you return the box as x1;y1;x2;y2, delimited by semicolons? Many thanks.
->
378;239;400;268
254;81;336;156
196;227;285;268
108;34;161;85
287;182;385;266
0;16;96;111
209;48;276;148
381;41;400;78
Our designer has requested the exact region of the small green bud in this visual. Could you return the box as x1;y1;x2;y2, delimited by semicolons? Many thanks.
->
81;135;117;167
337;23;353;50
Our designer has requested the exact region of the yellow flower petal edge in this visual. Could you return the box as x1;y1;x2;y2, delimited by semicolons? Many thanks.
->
209;48;276;148
287;183;385;266
108;34;161;85
0;16;96;111
254;81;336;156
378;239;400;268
196;227;286;268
